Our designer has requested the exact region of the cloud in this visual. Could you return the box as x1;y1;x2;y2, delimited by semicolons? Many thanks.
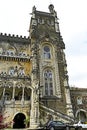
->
66;32;87;55
67;55;87;87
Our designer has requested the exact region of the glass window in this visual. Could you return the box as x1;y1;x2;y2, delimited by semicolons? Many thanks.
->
43;46;51;59
77;97;82;105
5;92;11;100
44;70;53;96
9;67;14;76
18;68;25;76
7;50;14;56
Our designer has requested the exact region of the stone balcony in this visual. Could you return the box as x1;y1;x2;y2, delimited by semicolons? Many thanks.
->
0;53;30;62
5;100;31;108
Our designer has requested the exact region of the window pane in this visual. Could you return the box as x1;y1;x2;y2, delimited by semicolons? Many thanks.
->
48;71;52;79
44;70;53;96
50;89;53;95
77;97;82;104
44;46;50;52
43;46;51;59
49;83;53;95
9;68;14;75
5;93;11;100
45;83;48;95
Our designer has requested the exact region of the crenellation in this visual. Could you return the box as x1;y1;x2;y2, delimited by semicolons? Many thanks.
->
16;35;18;37
0;32;29;39
12;34;15;37
20;35;22;38
0;32;30;44
8;34;11;37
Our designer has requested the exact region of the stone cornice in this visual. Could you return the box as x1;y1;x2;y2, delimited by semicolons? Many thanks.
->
70;87;87;91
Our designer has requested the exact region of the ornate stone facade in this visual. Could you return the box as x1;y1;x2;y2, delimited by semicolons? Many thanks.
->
0;4;84;129
70;87;87;123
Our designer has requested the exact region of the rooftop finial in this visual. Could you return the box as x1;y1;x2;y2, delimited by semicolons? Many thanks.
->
48;4;54;13
32;5;36;13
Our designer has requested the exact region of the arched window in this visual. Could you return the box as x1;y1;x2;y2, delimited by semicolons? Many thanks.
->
7;49;15;56
5;92;11;100
77;97;82;105
76;110;86;122
18;67;25;76
43;46;51;59
44;70;53;96
18;91;29;100
9;67;14;76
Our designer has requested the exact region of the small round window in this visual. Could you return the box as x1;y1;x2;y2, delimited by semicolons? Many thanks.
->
44;46;50;52
43;46;51;59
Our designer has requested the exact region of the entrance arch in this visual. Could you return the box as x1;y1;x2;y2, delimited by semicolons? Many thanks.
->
76;109;86;122
13;113;26;128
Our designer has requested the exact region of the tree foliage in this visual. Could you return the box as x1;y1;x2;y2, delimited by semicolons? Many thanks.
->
0;112;12;129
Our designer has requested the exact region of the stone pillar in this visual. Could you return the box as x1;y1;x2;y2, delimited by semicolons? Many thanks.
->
21;87;25;107
12;86;15;100
30;15;40;126
11;85;15;106
11;85;15;107
55;18;60;33
64;78;74;118
3;87;5;97
30;83;40;128
22;87;24;100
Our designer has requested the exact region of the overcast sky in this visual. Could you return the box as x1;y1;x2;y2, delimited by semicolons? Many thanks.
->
0;0;87;88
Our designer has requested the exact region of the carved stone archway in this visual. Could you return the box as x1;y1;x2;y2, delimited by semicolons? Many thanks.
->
76;109;86;122
13;113;26;128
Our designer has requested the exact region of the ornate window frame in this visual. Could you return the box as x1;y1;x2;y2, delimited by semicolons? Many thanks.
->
7;49;15;56
5;91;12;100
9;67;15;76
18;67;25;76
42;44;53;60
77;96;82;105
43;68;54;96
40;41;61;98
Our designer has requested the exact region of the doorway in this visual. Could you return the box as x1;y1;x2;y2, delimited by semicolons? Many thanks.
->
76;110;86;123
13;113;26;128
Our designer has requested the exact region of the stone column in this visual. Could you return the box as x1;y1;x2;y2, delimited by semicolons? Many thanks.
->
21;87;25;107
12;86;15;100
30;17;40;127
64;77;74;118
22;87;25;100
3;87;5;97
30;83;40;128
11;85;15;106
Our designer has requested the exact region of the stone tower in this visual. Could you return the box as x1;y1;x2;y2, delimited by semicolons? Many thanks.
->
29;4;74;125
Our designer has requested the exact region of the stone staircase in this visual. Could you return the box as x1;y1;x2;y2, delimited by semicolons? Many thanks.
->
40;104;74;123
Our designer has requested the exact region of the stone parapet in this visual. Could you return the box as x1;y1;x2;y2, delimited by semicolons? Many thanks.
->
0;33;30;43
